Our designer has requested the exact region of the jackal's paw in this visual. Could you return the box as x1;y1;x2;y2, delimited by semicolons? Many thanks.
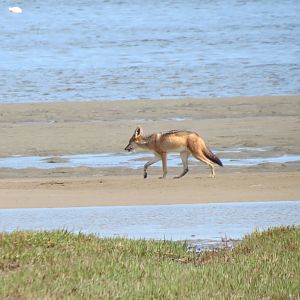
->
159;176;166;179
209;174;215;178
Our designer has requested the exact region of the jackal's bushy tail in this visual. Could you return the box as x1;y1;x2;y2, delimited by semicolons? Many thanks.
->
204;149;223;167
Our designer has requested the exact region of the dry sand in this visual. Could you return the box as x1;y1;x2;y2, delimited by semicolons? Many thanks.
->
0;95;299;208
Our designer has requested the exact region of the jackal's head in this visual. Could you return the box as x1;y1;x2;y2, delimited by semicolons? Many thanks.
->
124;126;143;152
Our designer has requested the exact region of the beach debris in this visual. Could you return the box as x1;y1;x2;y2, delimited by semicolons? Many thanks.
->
43;157;69;164
187;239;238;253
8;6;23;14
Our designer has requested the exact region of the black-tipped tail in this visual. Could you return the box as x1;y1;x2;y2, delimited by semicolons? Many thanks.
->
205;149;223;167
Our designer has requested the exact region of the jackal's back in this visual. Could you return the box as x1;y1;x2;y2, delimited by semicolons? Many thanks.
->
157;130;199;152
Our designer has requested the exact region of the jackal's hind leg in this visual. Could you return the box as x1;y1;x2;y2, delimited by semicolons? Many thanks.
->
192;153;216;178
208;164;215;178
174;151;189;179
143;155;161;179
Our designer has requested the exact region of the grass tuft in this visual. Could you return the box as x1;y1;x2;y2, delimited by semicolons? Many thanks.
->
1;227;299;299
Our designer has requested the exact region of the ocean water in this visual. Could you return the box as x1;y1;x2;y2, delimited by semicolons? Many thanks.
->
1;0;299;103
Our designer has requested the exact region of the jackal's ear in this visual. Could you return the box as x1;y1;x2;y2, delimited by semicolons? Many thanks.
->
135;126;143;137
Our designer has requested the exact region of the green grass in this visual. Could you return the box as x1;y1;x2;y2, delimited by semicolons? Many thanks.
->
0;227;299;299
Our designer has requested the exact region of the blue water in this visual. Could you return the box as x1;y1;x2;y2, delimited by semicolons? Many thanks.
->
1;0;299;103
0;201;299;241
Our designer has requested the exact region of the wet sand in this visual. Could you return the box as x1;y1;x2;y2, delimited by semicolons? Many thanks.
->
0;95;299;208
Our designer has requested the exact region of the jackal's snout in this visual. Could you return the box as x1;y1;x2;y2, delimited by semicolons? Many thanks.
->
124;143;134;152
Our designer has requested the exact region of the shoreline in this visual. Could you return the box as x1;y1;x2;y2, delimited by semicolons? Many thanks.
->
2;199;299;211
2;94;300;105
0;95;299;209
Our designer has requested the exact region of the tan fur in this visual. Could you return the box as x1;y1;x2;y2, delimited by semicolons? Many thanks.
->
125;127;223;179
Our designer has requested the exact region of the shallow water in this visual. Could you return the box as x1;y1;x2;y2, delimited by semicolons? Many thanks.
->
0;201;299;241
0;151;299;169
1;0;299;103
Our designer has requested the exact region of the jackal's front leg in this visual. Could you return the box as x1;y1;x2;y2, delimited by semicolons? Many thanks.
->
143;155;161;179
159;152;167;179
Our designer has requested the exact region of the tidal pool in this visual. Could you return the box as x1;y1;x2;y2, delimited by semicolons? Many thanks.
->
0;201;299;241
0;151;299;170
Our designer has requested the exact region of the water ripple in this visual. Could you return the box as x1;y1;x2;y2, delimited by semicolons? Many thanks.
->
0;0;299;103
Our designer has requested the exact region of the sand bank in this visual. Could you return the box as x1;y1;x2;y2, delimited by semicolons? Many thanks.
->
0;172;299;209
0;96;299;208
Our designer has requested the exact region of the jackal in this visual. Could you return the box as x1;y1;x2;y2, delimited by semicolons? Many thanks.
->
125;127;223;179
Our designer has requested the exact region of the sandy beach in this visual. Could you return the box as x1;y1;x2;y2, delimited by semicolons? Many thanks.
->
0;95;299;208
